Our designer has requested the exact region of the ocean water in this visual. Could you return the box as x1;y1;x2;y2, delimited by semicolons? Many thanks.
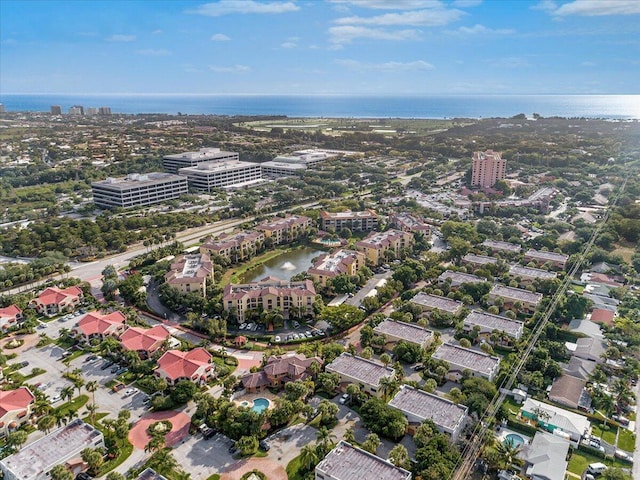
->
1;94;639;119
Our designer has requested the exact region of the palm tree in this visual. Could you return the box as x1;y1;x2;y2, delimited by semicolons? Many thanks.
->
85;403;98;424
316;427;337;456
65;408;79;425
343;428;356;444
150;449;178;475
38;414;56;434
379;376;399;402
60;386;74;404
72;376;85;398
85;381;98;423
53;409;68;427
299;444;319;472
496;437;522;471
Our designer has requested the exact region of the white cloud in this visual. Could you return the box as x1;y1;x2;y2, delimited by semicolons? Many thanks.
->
281;41;297;48
337;59;434;71
329;25;421;43
211;33;231;41
152;29;163;35
209;64;251;73
335;8;464;26
488;56;531;68
188;0;299;16
329;0;443;9
136;49;171;56
531;0;557;12
107;34;136;42
453;24;514;35
452;0;482;6
537;0;640;16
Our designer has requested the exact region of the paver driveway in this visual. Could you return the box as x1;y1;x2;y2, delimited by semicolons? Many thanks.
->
128;410;191;449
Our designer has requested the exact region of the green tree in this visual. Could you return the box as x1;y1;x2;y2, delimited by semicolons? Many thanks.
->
6;430;28;450
361;432;381;454
299;444;320;472
50;465;74;480
37;414;56;434
388;444;410;470
170;380;198;404
236;435;258;456
81;448;104;475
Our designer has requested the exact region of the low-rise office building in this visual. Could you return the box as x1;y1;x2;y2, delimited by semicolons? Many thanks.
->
462;310;524;341
200;230;265;263
355;229;413;266
155;348;214;386
389;385;468;440
389;212;431;236
29;286;83;317
179;160;262;192
0;387;35;438
315;441;411;480
373;319;434;349
481;240;522;254
432;343;501;382
308;249;366;286
509;265;557;284
119;325;172;358
523;249;569;269
0;305;24;331
489;284;543;313
223;277;316;323
0;420;104;480
260;161;307;178
325;353;395;397
163;148;239;173
164;254;214;297
320;210;379;232
437;270;486;288
73;310;126;342
91;173;188;209
410;292;464;316
257;215;312;245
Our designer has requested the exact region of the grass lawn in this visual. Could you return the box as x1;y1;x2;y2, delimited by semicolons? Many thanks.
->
99;441;134;475
618;428;636;452
286;454;310;480
501;396;522;419
54;394;89;417
568;449;631;476
612;242;636;263
591;422;617;445
206;475;221;480
62;350;83;364
82;412;109;425
571;285;585;294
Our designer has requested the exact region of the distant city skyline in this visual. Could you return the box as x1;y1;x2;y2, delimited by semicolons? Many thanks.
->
1;0;639;95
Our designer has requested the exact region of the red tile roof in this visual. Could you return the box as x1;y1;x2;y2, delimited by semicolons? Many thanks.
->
590;308;615;326
35;286;83;306
120;325;171;352
0;305;21;319
156;348;212;381
76;311;126;336
0;387;34;418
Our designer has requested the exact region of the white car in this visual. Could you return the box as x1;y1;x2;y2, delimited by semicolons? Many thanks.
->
339;393;349;404
123;388;137;397
274;336;281;343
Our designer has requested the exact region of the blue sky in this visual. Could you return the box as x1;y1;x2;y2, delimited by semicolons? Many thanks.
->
1;0;639;95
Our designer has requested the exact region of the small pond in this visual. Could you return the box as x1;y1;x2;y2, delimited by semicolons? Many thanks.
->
241;246;325;283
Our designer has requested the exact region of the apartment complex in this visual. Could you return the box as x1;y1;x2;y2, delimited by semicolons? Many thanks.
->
178;160;262;191
29;286;83;317
320;210;379;232
164;253;215;297
410;292;464;315
200;230;265;263
461;253;498;267
509;265;557;284
242;353;322;393
462;310;524;340
307;249;366;286
0;305;24;331
316;441;412;480
373;319;435;349
257;215;312;245
91;173;188;209
155;348;214;386
471;150;506;188
325;353;395;397
481;239;521;254
432;343;501;382
73;310;127;342
355;229;413;266
0;420;104;480
523;249;569;269
389;212;431;236
163;147;239;173
437;270;485;288
223;277;316;322
0;387;35;438
488;284;543;313
389;385;468;440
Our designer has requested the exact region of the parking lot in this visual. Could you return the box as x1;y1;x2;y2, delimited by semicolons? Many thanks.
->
171;432;237;478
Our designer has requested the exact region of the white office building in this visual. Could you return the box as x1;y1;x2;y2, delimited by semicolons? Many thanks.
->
261;161;308;178
91;173;188;209
163;148;239;173
179;160;263;192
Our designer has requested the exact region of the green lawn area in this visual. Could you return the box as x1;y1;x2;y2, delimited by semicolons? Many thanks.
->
286;454;309;480
54;394;89;417
82;412;109;425
568;449;631;476
571;284;585;294
591;422;617;445
99;441;134;475
618;428;636;452
206;475;220;480
501;396;522;419
62;350;83;364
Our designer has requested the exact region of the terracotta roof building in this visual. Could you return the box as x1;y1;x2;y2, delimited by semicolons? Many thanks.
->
389;212;431;236
242;353;321;393
200;230;265;263
164;253;214;297
308;249;366;286
29;286;83;317
355;229;413;266
590;308;615;327
156;348;214;385
0;387;35;438
119;325;172;358
73;310;126;341
320;209;379;232
256;215;312;245
0;305;24;331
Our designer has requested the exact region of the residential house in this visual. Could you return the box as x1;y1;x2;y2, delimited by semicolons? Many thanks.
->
437;270;486;289
589;308;615;327
548;375;591;410
223;277;316;323
155;348;214;386
432;343;501;382
373;319;434;349
355;229;414;266
164;253;214;297
73;310;126;342
200;230;264;263
325;353;395;397
462;310;524;342
563;357;597;381
0;305;24;331
0;420;104;480
242;353;322;393
522;432;570;480
315;441;412;480
410;292;464;316
319;210;379;232
308;249;366;286
119;325;172;358
0;387;35;438
388;385;467;440
573;337;606;363
520;398;590;443
488;285;543;313
523;249;569;270
256;215;312;245
29;286;83;317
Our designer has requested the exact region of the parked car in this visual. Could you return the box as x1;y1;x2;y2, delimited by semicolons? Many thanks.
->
123;388;137;397
20;361;29;368
110;365;120;373
259;440;270;451
101;361;114;370
413;364;426;371
614;450;633;462
115;367;128;376
112;383;125;392
589;438;601;448
339;393;349;405
274;336;281;343
85;355;98;362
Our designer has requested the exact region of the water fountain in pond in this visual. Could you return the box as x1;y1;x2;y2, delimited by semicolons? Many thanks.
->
281;261;296;271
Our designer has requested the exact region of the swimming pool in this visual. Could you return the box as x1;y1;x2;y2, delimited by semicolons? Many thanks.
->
252;397;270;414
503;433;525;448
